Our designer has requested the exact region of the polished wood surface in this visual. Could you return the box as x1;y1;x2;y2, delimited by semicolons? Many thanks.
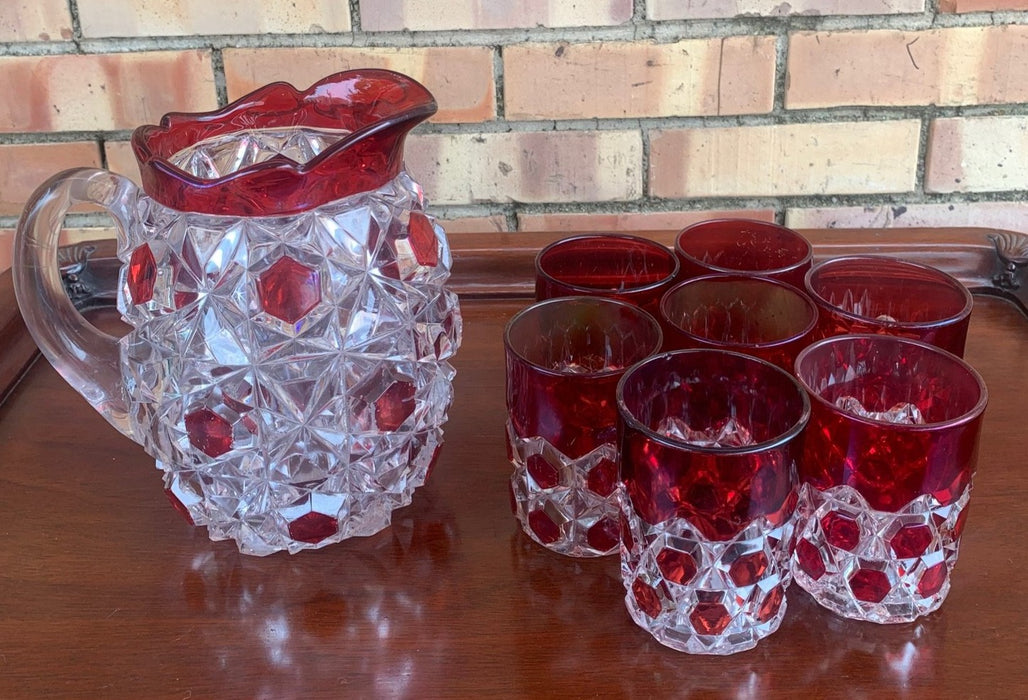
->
1;229;1027;698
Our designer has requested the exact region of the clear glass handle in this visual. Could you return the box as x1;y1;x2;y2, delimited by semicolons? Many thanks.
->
13;167;138;439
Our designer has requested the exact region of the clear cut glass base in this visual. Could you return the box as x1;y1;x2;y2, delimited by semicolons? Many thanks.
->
620;493;795;655
121;171;461;555
507;422;621;558
792;483;970;624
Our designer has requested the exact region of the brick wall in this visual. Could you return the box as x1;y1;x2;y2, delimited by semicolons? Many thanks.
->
2;1;1027;271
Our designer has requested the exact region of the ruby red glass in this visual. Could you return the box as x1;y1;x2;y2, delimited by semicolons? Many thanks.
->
674;219;813;288
804;255;974;357
131;69;437;216
505;296;663;558
659;274;818;370
535;234;679;314
792;334;988;623
617;349;809;654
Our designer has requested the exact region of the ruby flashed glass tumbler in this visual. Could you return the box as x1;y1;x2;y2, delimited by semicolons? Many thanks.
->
535;234;680;315
505;297;663;557
805;256;973;357
792;334;988;623
659;274;818;371
674;219;813;288
617;350;810;655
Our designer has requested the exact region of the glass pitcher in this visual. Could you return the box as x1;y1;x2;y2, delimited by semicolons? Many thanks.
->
13;70;462;555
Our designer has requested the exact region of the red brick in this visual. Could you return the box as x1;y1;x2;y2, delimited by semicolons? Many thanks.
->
647;0;924;20
0;1;73;41
406;131;643;205
0;52;217;133
518;209;776;232
939;0;1028;10
787;202;1028;234
77;0;350;37
505;37;775;120
788;26;1028;108
0;143;102;216
361;0;632;30
926;117;1028;193
223;47;495;124
104;141;141;186
650;121;920;198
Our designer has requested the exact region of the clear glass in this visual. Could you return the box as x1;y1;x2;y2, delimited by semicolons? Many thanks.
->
804;255;973;357
792;334;988;623
674;219;813;288
14;70;462;556
616;349;810;655
505;296;663;557
659;274;818;371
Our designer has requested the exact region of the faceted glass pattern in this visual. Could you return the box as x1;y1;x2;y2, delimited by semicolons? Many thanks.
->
621;496;795;656
805;256;973;357
674;219;812;289
504;297;663;557
118;170;461;555
508;423;622;557
793;335;987;621
793;483;972;623
616;350;809;654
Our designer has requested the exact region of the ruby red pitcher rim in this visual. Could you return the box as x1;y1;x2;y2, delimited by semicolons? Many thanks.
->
131;69;437;217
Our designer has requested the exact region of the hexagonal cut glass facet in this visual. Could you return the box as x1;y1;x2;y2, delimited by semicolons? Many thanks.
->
793;483;971;623
507;423;622;558
620;491;796;655
127;243;157;304
184;407;233;458
407;212;440;267
117;170;461;555
288;511;339;544
257;255;321;324
656;547;698;586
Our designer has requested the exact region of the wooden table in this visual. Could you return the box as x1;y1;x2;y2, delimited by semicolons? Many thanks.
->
1;228;1026;698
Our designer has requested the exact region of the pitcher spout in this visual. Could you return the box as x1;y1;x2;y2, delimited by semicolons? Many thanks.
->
131;69;437;217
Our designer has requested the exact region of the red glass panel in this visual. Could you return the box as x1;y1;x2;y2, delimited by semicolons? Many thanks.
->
257;256;321;324
674;219;812;288
586;517;620;552
795;335;987;511
535;234;679;315
805;256;973;357
689;602;731;636
617;350;807;540
849;568;892;603
131;70;437;216
184;407;233;458
128;244;157;304
288;511;339;544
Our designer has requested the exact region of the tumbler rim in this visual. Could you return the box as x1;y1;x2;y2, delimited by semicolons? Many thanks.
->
803;255;974;330
793;333;988;431
659;273;819;351
616;348;811;455
535;233;680;297
504;295;664;379
674;218;813;278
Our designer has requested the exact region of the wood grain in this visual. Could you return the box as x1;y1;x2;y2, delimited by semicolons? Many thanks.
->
0;229;1026;697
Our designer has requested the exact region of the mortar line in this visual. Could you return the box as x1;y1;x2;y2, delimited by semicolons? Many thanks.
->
65;0;84;52
210;47;229;107
3;11;1027;56
493;45;506;122
348;0;362;33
